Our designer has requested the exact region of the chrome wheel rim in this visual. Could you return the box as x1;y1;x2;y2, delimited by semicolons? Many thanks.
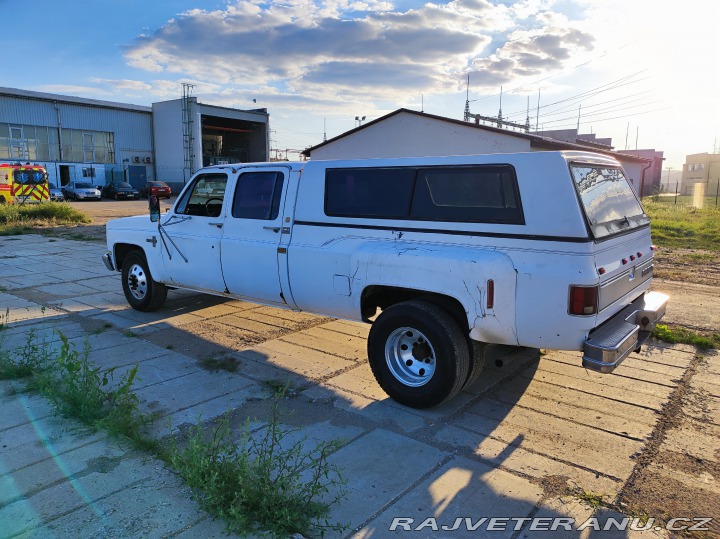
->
127;263;148;301
385;327;436;387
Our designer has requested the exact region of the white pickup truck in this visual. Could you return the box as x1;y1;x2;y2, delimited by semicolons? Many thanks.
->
103;151;668;408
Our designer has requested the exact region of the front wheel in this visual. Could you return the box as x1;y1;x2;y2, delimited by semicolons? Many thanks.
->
121;251;167;311
368;300;470;408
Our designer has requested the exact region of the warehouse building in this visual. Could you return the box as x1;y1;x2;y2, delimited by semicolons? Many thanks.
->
0;87;269;193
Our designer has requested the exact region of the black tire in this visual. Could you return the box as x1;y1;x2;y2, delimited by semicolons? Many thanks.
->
462;340;487;391
367;300;470;408
121;251;167;311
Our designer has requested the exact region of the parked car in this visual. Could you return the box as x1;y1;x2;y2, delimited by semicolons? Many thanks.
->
62;182;101;201
48;182;64;202
140;181;172;199
102;181;140;200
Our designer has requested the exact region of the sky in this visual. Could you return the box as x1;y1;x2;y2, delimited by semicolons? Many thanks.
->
3;0;719;171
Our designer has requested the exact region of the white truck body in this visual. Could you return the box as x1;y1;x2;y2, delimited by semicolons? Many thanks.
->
104;151;668;408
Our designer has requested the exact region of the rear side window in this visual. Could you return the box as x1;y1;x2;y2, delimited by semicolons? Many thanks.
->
570;166;649;239
411;166;523;223
325;165;523;224
325;168;415;218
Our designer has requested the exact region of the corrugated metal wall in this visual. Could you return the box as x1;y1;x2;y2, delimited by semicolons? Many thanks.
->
0;93;153;160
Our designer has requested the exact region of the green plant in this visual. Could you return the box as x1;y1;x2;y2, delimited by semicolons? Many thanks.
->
652;324;719;350
1;329;151;440
0;329;53;379
576;490;606;509
170;392;347;537
200;355;239;373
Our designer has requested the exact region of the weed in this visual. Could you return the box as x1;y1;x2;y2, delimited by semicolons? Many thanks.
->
652;324;719;350
2;329;151;440
262;379;300;398
165;344;174;350
170;392;347;537
200;355;239;373
576;490;606;509
124;330;138;338
91;322;113;335
0;329;53;379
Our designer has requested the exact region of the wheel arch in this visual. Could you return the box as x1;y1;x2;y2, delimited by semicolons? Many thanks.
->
361;285;469;333
113;243;146;272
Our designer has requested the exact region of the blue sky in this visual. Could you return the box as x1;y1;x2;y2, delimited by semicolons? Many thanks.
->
4;0;719;170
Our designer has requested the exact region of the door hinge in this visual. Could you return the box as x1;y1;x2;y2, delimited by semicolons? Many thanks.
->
277;247;287;254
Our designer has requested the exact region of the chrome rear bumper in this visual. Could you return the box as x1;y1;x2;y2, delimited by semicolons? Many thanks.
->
582;291;669;373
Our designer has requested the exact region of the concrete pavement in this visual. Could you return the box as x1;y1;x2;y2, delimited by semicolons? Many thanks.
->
1;234;717;538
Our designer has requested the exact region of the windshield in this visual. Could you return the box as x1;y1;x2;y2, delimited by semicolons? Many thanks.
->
570;165;649;239
13;170;46;184
75;182;93;189
118;182;133;188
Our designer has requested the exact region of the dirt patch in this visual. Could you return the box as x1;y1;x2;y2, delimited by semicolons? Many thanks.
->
654;247;720;288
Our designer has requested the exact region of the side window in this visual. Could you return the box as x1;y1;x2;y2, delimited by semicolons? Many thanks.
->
231;171;284;220
410;166;524;224
325;168;415;218
175;173;228;217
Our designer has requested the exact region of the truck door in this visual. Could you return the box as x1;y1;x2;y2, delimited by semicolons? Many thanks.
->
159;172;227;292
220;167;291;306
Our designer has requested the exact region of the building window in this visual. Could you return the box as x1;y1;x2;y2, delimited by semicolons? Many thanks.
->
0;123;115;164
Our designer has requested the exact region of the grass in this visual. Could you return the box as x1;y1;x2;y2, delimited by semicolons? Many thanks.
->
170;391;347;537
652;324;720;350
0;201;90;234
643;199;720;251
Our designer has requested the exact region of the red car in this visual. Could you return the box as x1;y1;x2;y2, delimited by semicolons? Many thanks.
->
140;181;172;199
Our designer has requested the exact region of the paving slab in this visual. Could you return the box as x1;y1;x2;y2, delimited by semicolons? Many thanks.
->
321;429;448;536
358;455;544;538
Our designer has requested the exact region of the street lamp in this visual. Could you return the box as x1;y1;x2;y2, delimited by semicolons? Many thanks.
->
355;116;366;127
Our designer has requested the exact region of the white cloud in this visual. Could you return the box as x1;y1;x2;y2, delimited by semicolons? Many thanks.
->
122;0;593;108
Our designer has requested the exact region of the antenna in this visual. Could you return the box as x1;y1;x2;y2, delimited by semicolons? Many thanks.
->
576;104;581;131
497;86;503;127
421;93;424;113
464;74;471;121
535;90;540;132
323;118;327;142
525;96;530;131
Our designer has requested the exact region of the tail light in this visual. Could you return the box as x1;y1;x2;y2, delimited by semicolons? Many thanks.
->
569;285;598;316
486;279;494;309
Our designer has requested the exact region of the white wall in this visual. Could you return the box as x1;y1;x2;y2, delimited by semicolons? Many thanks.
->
311;112;531;160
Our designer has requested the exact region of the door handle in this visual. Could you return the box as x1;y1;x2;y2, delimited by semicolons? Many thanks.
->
263;226;280;233
209;222;223;229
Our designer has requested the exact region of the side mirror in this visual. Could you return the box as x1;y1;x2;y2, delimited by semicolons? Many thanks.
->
149;195;160;223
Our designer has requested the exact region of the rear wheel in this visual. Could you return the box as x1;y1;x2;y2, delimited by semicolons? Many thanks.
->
462;340;487;391
368;300;469;408
121;251;167;311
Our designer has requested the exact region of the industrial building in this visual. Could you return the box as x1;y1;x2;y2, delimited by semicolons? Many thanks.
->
304;109;653;196
681;152;720;197
0;87;270;193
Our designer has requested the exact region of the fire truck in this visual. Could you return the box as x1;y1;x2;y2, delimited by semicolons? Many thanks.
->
0;162;50;204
